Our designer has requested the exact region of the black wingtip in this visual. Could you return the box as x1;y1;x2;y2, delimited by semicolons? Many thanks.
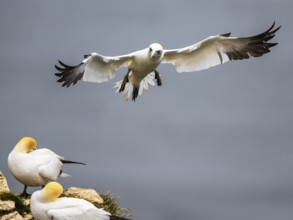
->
58;60;75;68
266;21;281;35
222;22;280;61
54;59;85;87
269;21;276;31
61;159;86;165
221;32;231;37
268;42;278;48
110;216;131;220
270;21;281;32
271;25;281;35
58;60;66;67
55;65;64;71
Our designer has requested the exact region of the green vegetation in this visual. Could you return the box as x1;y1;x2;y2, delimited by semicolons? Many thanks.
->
98;191;132;219
0;190;131;219
0;192;30;216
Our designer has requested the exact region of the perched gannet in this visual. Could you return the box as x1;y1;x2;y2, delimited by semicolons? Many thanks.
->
55;22;280;101
30;182;129;220
8;137;85;196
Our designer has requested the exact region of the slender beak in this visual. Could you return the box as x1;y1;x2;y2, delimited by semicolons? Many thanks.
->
151;50;161;58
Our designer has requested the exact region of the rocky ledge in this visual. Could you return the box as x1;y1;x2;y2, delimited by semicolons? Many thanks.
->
0;171;130;220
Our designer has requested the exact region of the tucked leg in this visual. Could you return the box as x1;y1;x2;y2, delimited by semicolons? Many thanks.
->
119;69;130;92
154;70;162;86
132;86;139;101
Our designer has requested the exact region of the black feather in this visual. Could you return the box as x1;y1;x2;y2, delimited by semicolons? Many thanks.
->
60;159;86;165
110;216;131;220
55;60;85;87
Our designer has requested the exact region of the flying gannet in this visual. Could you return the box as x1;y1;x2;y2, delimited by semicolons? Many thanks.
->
55;22;280;101
8;137;85;197
30;182;130;220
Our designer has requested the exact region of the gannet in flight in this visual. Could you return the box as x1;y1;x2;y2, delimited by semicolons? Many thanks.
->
30;182;130;220
8;137;85;197
55;22;280;101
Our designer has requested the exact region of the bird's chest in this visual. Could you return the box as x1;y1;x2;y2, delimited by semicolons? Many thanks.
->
129;56;160;78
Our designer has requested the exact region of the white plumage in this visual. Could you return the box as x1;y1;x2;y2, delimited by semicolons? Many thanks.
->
8;137;85;196
30;182;128;220
55;23;280;101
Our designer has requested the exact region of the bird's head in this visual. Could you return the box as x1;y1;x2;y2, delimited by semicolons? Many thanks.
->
40;182;63;203
14;137;37;153
149;43;163;59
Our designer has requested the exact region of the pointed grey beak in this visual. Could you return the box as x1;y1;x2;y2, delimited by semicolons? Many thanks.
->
151;50;161;58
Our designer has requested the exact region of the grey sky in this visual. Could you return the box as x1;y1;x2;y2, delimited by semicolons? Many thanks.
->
0;1;292;220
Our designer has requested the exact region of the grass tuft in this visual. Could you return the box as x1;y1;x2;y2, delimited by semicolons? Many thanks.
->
0;192;30;216
97;191;132;219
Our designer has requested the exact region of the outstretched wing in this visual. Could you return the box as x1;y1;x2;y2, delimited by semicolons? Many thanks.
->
162;22;280;73
55;53;133;87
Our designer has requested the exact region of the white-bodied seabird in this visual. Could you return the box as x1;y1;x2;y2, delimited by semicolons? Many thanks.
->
55;22;280;101
30;182;129;220
8;137;85;196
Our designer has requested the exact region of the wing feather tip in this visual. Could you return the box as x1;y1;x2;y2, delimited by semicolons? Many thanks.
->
220;32;231;37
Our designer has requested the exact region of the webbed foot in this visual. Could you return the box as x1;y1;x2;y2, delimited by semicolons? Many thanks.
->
154;70;162;86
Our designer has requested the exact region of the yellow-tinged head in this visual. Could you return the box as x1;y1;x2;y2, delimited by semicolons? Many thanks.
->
14;137;37;153
41;181;63;202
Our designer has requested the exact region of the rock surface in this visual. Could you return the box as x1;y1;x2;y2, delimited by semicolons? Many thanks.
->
0;171;108;220
0;171;10;193
0;171;32;220
63;187;104;205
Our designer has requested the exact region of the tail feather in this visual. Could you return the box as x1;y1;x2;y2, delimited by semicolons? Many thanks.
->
60;159;86;165
114;72;156;101
110;216;131;220
59;170;70;177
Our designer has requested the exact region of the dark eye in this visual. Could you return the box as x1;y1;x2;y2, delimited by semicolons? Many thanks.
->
157;50;161;55
149;47;153;52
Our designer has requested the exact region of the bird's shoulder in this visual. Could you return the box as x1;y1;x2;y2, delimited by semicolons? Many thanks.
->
30;148;59;157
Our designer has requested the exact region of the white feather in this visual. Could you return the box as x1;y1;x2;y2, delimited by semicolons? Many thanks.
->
56;23;279;100
8;137;77;187
31;189;111;220
114;71;156;100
